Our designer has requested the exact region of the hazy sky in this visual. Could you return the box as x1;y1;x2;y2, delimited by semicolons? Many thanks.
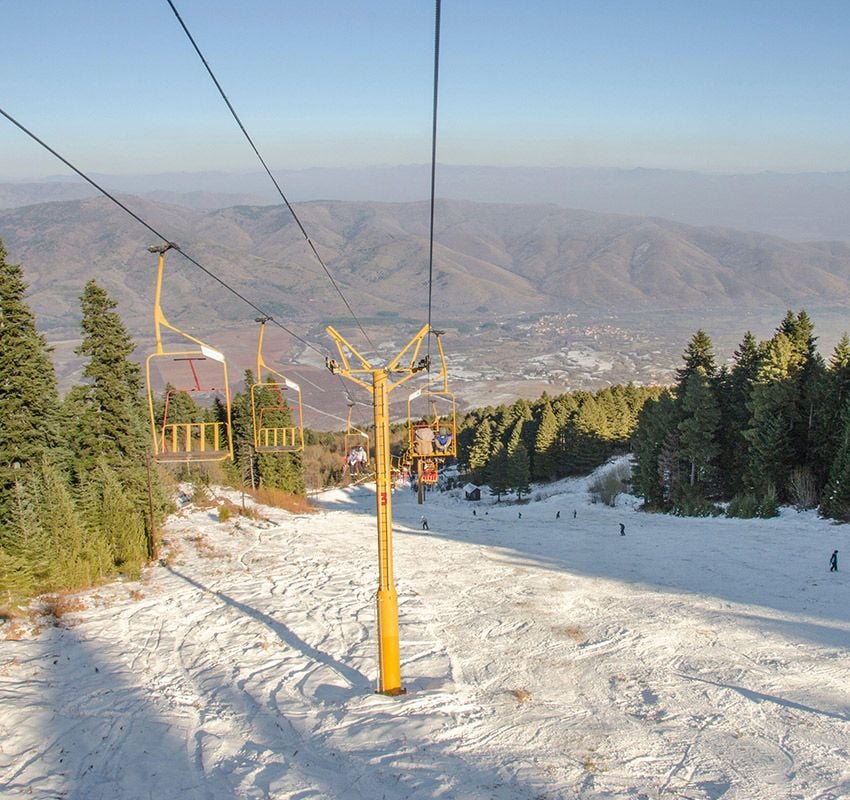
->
2;1;850;179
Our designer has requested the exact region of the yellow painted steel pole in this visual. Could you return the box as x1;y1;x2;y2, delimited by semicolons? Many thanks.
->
372;368;404;695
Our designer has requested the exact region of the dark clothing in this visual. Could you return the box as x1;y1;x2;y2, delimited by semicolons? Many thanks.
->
830;550;838;571
573;510;577;519
619;523;626;536
421;518;429;531
556;511;560;519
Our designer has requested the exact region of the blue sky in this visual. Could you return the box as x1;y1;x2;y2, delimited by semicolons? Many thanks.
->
2;1;850;178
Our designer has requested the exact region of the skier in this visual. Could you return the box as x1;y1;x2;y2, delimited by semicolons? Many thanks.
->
573;509;577;519
830;549;838;572
619;522;626;536
518;512;522;519
556;510;561;519
421;516;429;531
473;509;476;516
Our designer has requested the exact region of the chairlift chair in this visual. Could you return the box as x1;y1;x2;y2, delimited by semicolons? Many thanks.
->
144;244;233;463
250;318;305;453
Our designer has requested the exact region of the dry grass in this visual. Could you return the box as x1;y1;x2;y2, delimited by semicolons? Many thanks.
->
128;589;144;602
187;534;223;559
248;486;316;514
562;625;586;642
3;622;26;641
0;605;23;623
42;593;86;624
509;688;532;703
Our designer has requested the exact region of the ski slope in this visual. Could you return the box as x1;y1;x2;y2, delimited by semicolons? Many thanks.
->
2;463;849;799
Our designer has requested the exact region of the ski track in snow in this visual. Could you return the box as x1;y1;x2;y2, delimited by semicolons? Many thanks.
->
2;463;850;799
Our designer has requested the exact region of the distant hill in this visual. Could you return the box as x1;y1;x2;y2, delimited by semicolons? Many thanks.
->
3;195;850;341
5;165;850;241
7;193;850;423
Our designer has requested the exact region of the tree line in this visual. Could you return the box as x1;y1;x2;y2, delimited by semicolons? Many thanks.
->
457;384;662;500
631;310;850;519
0;243;303;603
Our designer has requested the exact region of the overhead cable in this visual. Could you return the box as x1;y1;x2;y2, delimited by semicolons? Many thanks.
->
0;105;325;359
426;0;442;365
165;0;378;354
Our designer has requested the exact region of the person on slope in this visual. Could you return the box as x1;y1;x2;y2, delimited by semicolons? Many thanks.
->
830;549;838;572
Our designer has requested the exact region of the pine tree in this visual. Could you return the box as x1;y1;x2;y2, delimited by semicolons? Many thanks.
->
468;417;494;481
676;329;716;392
0;243;63;522
488;440;509;501
71;281;149;482
715;332;761;496
677;367;721;489
820;395;850;521
631;392;677;508
507;441;531;500
69;280;163;556
745;329;807;499
533;399;559;481
813;333;850;486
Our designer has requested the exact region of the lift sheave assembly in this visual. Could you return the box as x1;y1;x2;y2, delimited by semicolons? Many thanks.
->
145;244;234;463
250;318;304;454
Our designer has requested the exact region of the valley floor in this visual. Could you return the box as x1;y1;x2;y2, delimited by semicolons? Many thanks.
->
1;467;849;799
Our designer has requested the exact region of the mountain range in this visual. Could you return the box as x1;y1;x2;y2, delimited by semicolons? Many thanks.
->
3;193;850;423
4;165;850;241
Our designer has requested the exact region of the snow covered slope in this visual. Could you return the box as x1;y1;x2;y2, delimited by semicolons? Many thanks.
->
2;469;849;799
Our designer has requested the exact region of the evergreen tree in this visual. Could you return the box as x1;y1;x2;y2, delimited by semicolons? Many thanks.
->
715;332;761;496
677;367;721;489
631;392;677;508
745;331;804;498
657;429;686;507
467;417;494;481
488;440;509;501
71;280;150;488
507;441;531;500
0;243;63;522
676;329;716;392
532;399;559;481
820;395;850;521
69;280;164;550
813;333;850;485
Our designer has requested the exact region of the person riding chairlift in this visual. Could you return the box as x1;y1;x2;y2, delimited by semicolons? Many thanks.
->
413;421;435;455
347;448;360;475
434;428;452;454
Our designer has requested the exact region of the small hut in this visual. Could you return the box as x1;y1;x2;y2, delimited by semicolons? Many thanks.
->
463;483;481;501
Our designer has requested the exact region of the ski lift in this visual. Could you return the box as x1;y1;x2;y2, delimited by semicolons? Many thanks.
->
407;330;456;460
250;318;305;453
145;244;233;462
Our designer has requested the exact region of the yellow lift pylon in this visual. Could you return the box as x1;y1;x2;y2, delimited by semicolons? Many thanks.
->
326;323;432;695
